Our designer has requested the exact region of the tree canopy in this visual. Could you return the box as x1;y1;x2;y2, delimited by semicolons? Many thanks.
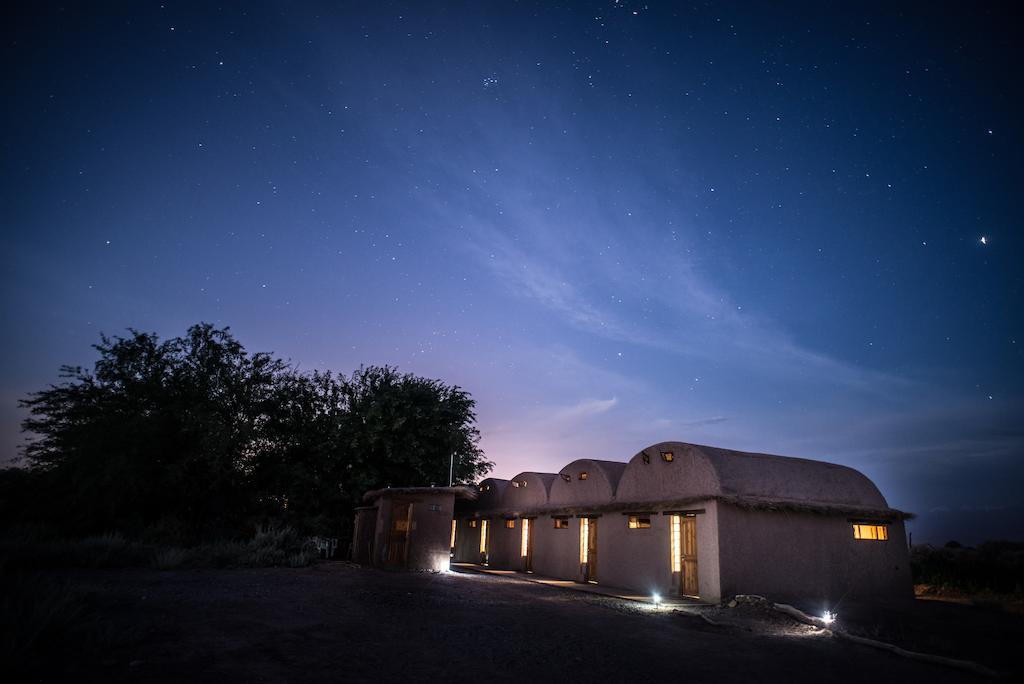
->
10;324;491;540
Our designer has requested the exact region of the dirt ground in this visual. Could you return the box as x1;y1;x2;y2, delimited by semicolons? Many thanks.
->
11;562;1021;682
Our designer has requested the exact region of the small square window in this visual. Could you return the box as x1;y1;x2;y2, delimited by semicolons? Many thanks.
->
468;519;478;528
579;472;588;480
505;519;515;529
561;473;571;482
628;515;652;529
661;451;674;462
554;518;569;529
642;453;650;464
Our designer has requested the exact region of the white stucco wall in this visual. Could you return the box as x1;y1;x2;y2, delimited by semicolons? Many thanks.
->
453;517;481;563
531;516;583;580
715;504;911;604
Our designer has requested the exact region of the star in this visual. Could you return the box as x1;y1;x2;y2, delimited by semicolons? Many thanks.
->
980;236;987;245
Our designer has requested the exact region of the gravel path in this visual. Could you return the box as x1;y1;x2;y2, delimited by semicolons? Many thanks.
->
22;562;998;682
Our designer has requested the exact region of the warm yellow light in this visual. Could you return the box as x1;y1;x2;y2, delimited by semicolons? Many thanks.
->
521;518;530;557
579;517;590;564
670;514;682;573
479;519;489;554
450;519;456;549
852;524;888;540
628;515;651;529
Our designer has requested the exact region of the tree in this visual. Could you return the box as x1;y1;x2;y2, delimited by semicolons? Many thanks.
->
16;324;491;540
338;365;492;495
19;324;285;537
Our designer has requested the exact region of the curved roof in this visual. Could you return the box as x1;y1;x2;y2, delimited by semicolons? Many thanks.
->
616;441;888;509
549;459;628;507
501;472;557;512
472;477;510;512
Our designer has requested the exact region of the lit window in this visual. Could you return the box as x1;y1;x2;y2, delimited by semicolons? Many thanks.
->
579;517;590;563
520;518;530;557
628;515;652;529
468;519;478;528
511;481;520;488
505;519;515;529
554;518;569;529
579;472;588;480
670;515;682;572
561;473;571;482
852;524;888;541
661;451;674;462
642;453;650;464
450;519;456;548
480;520;489;553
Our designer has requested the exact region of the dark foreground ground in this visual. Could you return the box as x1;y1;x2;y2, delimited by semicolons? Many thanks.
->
8;562;1022;682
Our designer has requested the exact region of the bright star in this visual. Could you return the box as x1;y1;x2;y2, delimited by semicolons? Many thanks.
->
980;236;987;245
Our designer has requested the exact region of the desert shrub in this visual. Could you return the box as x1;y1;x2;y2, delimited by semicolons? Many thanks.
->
912;541;1024;594
0;530;154;570
287;551;317;567
152;547;189;570
179;527;318;568
189;540;249;568
244;526;316;567
1;525;320;571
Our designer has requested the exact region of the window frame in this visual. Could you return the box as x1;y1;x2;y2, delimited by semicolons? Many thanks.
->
627;515;652;529
851;522;889;541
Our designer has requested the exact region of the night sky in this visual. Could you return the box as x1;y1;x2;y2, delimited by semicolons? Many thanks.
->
4;2;1021;544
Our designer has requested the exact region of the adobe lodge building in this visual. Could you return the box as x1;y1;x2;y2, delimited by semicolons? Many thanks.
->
352;441;913;604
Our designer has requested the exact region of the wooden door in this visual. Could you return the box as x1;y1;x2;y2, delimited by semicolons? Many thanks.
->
585;518;598;582
522;518;534;572
479;519;489;564
386;501;412;566
680;516;699;597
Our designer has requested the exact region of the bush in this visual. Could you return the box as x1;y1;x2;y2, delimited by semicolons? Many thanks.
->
912;541;1024;595
152;547;189;570
0;530;154;570
0;525;320;571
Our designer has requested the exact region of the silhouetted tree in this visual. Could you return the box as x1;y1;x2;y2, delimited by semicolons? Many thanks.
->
19;324;285;537
16;324;491;540
338;365;491;494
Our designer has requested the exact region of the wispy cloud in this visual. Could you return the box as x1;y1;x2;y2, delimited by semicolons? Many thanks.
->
402;110;911;395
678;415;729;428
551;397;618;422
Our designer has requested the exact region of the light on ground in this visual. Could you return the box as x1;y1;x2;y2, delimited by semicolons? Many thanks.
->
821;610;836;625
